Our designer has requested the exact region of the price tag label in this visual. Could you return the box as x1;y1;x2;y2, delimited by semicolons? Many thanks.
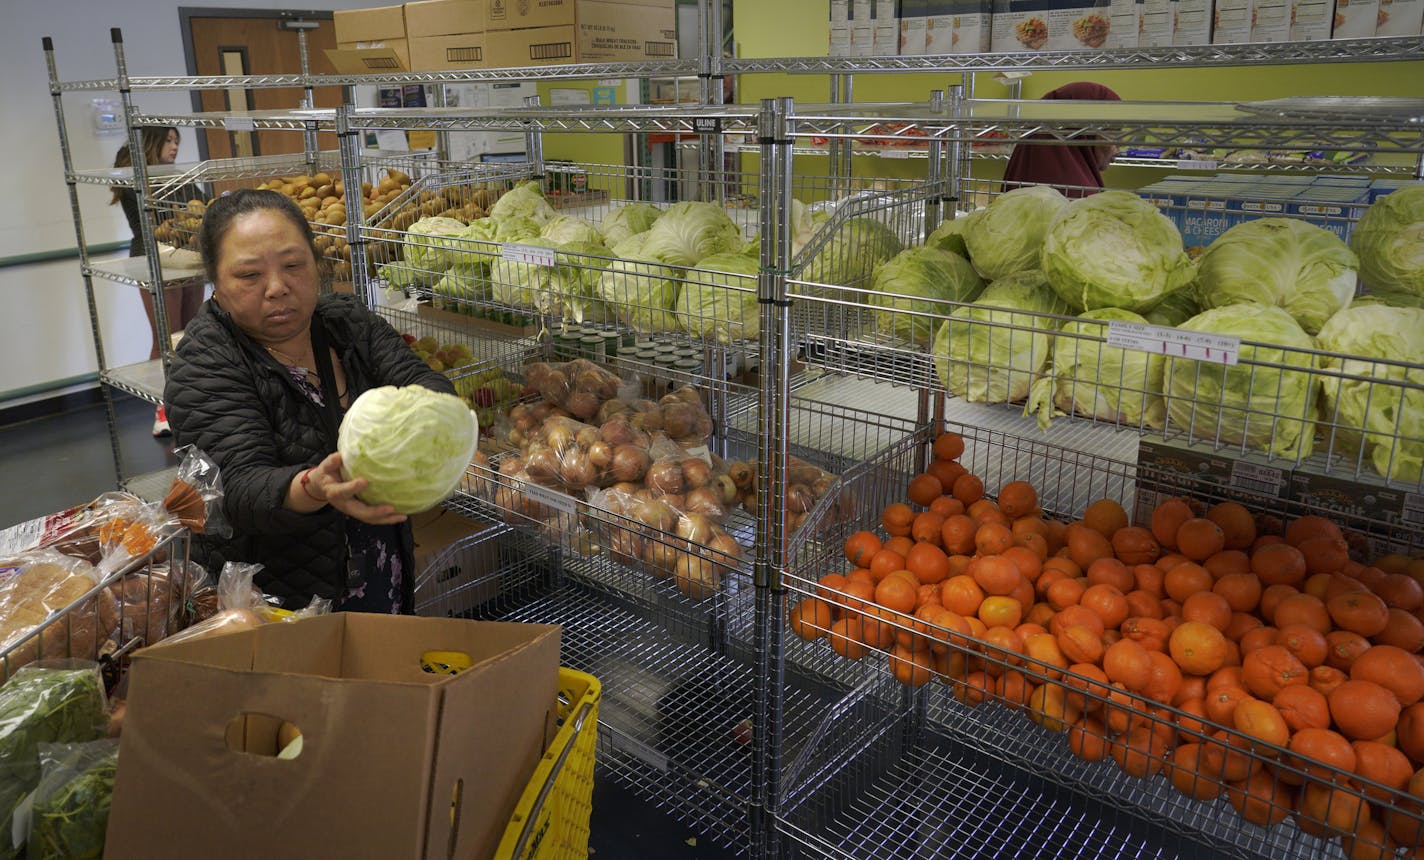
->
881;148;913;159
501;243;557;267
1229;460;1286;498
223;115;256;132
1177;158;1219;171
1107;321;1240;366
522;481;576;514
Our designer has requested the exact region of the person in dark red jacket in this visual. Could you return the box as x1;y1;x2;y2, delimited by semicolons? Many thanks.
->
1002;82;1122;198
165;189;456;613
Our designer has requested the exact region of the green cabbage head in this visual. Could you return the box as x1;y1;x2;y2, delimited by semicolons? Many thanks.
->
490;238;560;312
1350;185;1424;298
869;245;985;345
640;201;744;267
489;180;555;225
926;210;980;260
600;202;663;247
1164;304;1319;460
1026;307;1166;431
555;240;615;324
1195;218;1358;335
800;217;904;289
540;214;602;247
933;270;1071;404
1315;304;1424;484
1143;285;1201;328
1042;190;1195;312
677;252;760;343
963;185;1068;280
338;385;478;514
404;216;469;274
596;233;681;332
1352;288;1424;309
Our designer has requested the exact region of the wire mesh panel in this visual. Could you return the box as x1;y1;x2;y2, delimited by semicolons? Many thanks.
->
774;405;1424;860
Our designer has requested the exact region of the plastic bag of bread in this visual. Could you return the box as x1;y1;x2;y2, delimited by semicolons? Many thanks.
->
107;559;205;648
0;550;119;676
153;562;330;648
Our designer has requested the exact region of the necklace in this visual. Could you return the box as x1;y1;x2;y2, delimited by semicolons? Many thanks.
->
265;344;310;369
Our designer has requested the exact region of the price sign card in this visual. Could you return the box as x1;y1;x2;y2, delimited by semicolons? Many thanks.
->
501;243;557;267
1107;320;1240;366
223;115;256;132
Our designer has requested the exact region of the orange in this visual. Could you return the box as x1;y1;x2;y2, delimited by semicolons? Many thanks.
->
888;645;934;687
1285;515;1344;548
1150;498;1194;550
1110;723;1172;778
1205;549;1253;579
843;530;883;568
1121;616;1172;653
1310;665;1349;698
1067;717;1109;762
1376;573;1424;611
1241;645;1309;699
929;608;973;656
868;549;907;582
1341;820;1394;860
858;606;898;650
1050;605;1106;639
1326;630;1373;671
995;670;1033;710
978;595;1024;630
827;617;867;660
910;511;946;546
940;515;977;556
1057;625;1106;665
974;522;1014;557
1204;684;1252;726
1351;740;1414;802
997;480;1038;519
1274;625;1328;669
1200;728;1260;782
927;460;968;494
884;535;915;557
1213;572;1262;613
1085;557;1135;592
1233;697;1290;750
1164;562;1213;602
874;575;918;615
1205;501;1257;551
1182;591;1233;632
905;542;952;586
1027;683;1081;733
1239;626;1278;657
932;431;965;461
1329;680;1402;741
1227;612;1266;644
1176;518;1227;562
1298;782;1370;836
789;598;833;641
882;502;915;537
1142;650;1184;704
1259;584;1301;623
1224;770;1293;827
940;575;985;617
1046;576;1087;611
1299;536;1351;577
1133;563;1166;596
1002;546;1043;582
1063;663;1112;713
951;473;985;507
1082;498;1129;539
928;494;965;519
1168;744;1222;801
1023;633;1069;681
1170;621;1229;676
969;555;1021;597
1327;591;1390;638
1110;526;1161;566
1395;702;1424;764
1376;609;1424;652
1104;638;1153;692
907;473;943;508
1252;543;1308;588
1351;645;1424;707
1066;525;1115;571
1081;584;1130;629
1274;684;1332;732
1272;593;1332;635
1126;590;1165;620
956;670;992;707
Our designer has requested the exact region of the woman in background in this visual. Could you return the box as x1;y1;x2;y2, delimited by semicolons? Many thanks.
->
111;126;206;436
1001;82;1122;198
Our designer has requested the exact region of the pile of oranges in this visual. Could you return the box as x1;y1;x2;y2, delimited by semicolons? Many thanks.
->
788;430;1424;858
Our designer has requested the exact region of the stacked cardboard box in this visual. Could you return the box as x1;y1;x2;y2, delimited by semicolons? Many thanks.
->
487;0;677;67
407;0;487;70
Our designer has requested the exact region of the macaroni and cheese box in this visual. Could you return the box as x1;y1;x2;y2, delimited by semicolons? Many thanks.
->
1107;0;1142;45
1376;0;1424;34
1212;0;1254;42
1140;0;1175;45
875;0;901;53
1250;0;1294;38
851;0;876;56
930;0;994;51
900;0;930;52
991;0;1122;51
1290;0;1336;38
1332;0;1381;37
1174;0;1215;43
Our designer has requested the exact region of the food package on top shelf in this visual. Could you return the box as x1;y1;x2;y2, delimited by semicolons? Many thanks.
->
0;662;109;860
1289;0;1335;38
1250;0;1293;40
990;0;1126;51
1332;0;1381;37
152;562;331;649
0;551;118;676
1210;0;1254;43
1376;0;1424;35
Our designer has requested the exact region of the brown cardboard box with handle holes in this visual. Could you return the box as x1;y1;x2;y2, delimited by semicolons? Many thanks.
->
105;613;560;860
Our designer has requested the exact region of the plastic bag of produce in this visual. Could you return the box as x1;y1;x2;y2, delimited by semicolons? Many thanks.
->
523;358;624;421
22;738;118;860
153;562;330;648
0;662;108;860
0;551;118;677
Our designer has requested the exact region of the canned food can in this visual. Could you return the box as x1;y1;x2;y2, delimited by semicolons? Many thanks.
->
672;357;704;377
600;329;621;358
579;334;606;361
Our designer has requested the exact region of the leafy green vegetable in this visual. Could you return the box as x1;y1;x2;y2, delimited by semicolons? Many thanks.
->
640;201;744;267
1352;287;1424;309
1143;285;1201;327
1315;304;1424;484
1027;307;1166;431
925;210;979;260
933;270;1071;404
1163;304;1319;460
540;215;602;247
490;238;561;312
403;216;470;275
596;233;681;332
1195;217;1358;335
1041;190;1196;312
963;186;1068;281
800;217;904;289
553;240;616;324
27;740;118;860
337;385;479;514
0;666;107;860
599;203;663;247
869;245;984;345
489;180;555;226
1350;185;1424;298
677;252;761;343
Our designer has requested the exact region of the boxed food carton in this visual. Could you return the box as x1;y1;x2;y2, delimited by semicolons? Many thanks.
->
929;0;994;51
105;613;562;860
1290;0;1336;38
1291;186;1369;242
991;0;1125;52
1107;0;1142;46
1140;0;1175;44
1332;0;1381;36
1250;0;1293;40
485;1;676;65
831;0;853;54
409;33;488;69
851;0;876;56
331;4;410;69
1173;0;1214;43
1212;0;1254;42
486;0;670;29
875;0;901;53
1180;185;1232;253
899;0;930;52
1376;0;1424;34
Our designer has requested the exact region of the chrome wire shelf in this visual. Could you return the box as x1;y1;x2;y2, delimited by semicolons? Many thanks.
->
83;256;205;290
100;360;166;404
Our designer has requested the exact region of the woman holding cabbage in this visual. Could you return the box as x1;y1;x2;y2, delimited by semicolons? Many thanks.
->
165;189;457;613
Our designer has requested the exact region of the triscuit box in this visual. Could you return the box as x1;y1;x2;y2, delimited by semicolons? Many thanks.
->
1211;0;1254;42
930;0;993;52
1290;0;1336;38
332;4;410;68
900;0;930;52
1376;0;1424;34
1250;0;1293;39
1173;0;1214;43
1332;0;1381;36
991;0;1120;52
105;613;562;860
403;0;485;37
486;0;669;29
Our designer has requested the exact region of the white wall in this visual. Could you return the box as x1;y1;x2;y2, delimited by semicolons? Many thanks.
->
0;0;375;404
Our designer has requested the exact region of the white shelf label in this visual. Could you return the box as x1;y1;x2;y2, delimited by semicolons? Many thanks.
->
1178;158;1219;171
522;481;576;514
223;115;256;132
1404;493;1424;527
501;243;557;267
1106;320;1240;366
1229;460;1285;497
880;148;913;159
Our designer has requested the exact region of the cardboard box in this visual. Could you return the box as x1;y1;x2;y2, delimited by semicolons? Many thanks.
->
333;4;411;68
1332;0;1381;36
875;0;901;53
1173;0;1214;43
405;0;486;37
1140;0;1174;44
991;0;1121;51
106;613;562;860
486;0;670;30
899;0;930;52
851;0;876;55
1106;0;1141;46
1377;0;1424;34
1212;0;1254;42
410;32;489;69
486;1;675;64
1290;0;1336;38
325;45;411;73
831;0;854;54
1250;0;1293;39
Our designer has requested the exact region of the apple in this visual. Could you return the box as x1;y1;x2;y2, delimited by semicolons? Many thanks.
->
731;717;753;746
472;387;496;408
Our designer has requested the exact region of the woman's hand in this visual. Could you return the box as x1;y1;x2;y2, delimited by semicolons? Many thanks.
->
297;452;408;525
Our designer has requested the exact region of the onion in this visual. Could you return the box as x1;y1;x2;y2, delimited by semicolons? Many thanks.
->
812;475;835;497
610;445;651;483
674;553;721;599
708;533;743;561
675;512;717;546
609;529;644;567
646;461;685;495
498;456;525;477
575;426;600;449
524;448;560;482
545;424;576;453
565;390;601;421
786;483;815;515
659;493;685;512
681;457;712;490
741;491;758;516
711;474;739;506
559;449;596;489
684;487;724;519
643;539;682;576
600;418;637;446
728;462;755;492
587;441;614;469
634;499;676;533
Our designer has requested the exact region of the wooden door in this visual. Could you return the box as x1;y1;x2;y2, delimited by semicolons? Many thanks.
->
188;14;342;160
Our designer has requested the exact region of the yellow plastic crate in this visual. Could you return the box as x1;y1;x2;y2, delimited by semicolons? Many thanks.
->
496;668;601;860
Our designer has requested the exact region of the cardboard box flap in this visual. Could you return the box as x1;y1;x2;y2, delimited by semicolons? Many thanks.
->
406;0;487;37
334;4;407;41
324;46;409;75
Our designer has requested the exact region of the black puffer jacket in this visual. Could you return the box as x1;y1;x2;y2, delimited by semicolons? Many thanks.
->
165;293;456;605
